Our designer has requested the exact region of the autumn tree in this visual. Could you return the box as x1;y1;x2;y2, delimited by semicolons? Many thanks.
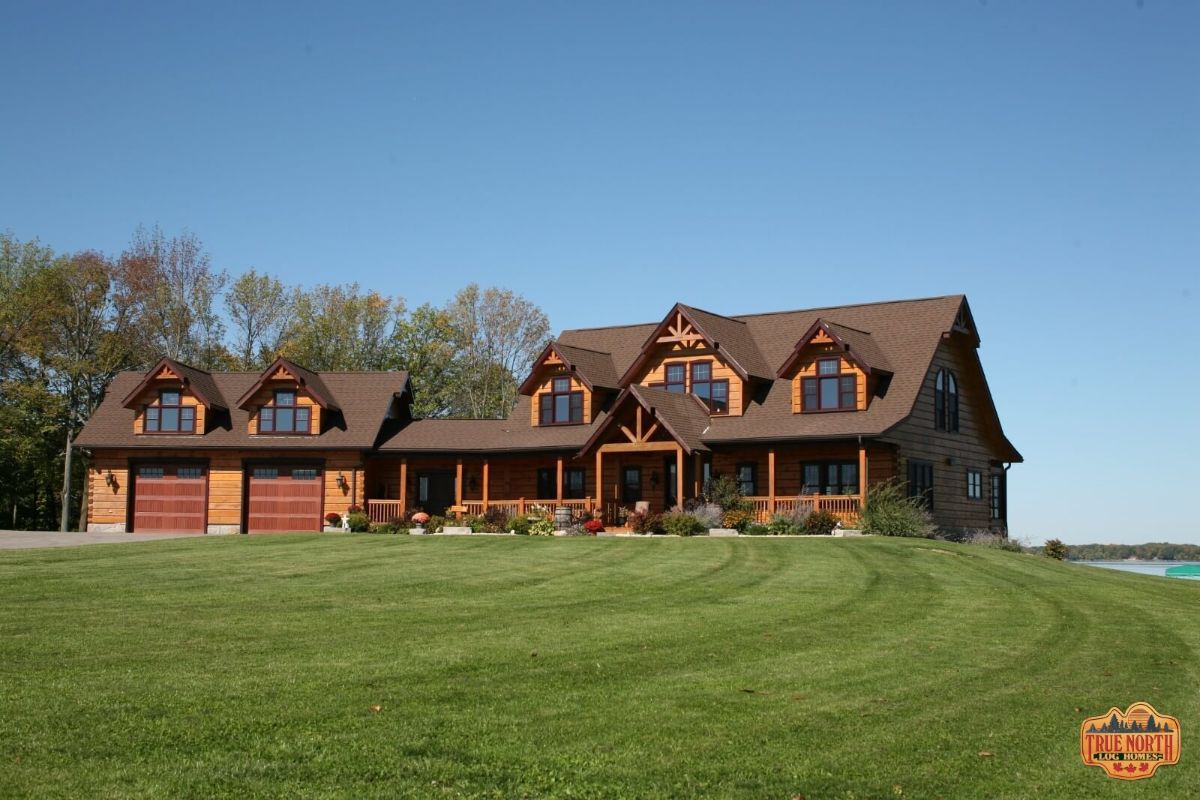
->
286;283;405;370
225;270;296;369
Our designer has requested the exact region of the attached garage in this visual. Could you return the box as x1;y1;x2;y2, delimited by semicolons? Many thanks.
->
246;465;324;532
131;463;208;533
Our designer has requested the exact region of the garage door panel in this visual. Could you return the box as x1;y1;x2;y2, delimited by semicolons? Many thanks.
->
248;466;322;532
133;465;207;533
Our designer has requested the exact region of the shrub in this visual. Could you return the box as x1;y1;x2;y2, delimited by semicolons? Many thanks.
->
529;517;556;536
346;512;370;532
583;518;604;535
484;505;509;531
744;524;770;536
721;507;753;532
426;515;446;533
860;479;934;538
464;515;491;534
371;522;398;534
627;510;663;534
685;502;723;529
767;505;810;535
661;511;706;537
704;474;750;512
409;511;430;527
965;530;1025;552
507;515;531;535
801;509;840;536
1043;538;1069;560
324;512;342;527
347;504;362;514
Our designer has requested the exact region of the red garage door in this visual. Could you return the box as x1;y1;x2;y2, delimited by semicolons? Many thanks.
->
132;464;207;533
247;465;323;532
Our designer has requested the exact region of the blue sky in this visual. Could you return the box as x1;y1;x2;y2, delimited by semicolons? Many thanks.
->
2;2;1196;544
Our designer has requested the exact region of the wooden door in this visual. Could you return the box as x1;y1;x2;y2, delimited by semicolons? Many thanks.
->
416;471;455;516
247;465;323;532
132;464;207;533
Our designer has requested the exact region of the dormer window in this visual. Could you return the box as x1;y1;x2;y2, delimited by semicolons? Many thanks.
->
802;358;856;412
539;377;583;425
664;363;686;394
144;390;195;433
260;389;311;434
690;361;729;414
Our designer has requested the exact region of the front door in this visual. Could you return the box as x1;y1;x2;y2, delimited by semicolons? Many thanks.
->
622;466;642;506
417;471;456;516
664;456;678;510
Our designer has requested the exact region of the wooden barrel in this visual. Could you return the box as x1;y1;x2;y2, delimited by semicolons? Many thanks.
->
554;506;572;528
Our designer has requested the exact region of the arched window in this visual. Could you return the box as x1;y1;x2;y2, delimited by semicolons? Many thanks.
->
935;369;959;432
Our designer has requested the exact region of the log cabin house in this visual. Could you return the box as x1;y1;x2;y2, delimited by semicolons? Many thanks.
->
74;294;1021;535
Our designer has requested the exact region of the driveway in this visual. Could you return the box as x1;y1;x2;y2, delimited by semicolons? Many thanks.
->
0;530;206;550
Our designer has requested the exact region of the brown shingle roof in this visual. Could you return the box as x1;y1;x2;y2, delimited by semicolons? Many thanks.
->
236;357;340;411
120;357;228;411
551;342;620;390
378;395;606;453
77;370;407;450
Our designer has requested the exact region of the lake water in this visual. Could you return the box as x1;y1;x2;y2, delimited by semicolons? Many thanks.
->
1078;561;1200;580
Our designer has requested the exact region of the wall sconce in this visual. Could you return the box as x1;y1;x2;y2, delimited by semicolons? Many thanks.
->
105;471;115;488
945;457;956;466
650;470;660;488
336;472;348;491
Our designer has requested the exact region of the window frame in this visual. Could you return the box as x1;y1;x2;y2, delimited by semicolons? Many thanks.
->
735;462;757;496
689;360;730;415
935;369;959;432
142;389;196;434
966;469;982;500
663;362;687;394
907;459;935;511
800;461;860;496
622;466;642;505
258;389;312;435
539;376;585;425
990;473;1004;521
801;358;857;413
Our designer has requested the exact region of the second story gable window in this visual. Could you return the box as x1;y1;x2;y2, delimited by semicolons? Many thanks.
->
690;361;729;414
802;358;856;412
539;377;583;425
260;389;311;434
664;363;686;394
144;389;195;433
935;369;959;432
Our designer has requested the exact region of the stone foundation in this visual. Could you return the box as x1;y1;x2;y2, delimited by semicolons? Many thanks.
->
87;522;126;533
206;525;240;535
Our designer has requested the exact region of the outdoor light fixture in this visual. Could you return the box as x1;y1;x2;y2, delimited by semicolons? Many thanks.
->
336;472;348;490
105;471;115;488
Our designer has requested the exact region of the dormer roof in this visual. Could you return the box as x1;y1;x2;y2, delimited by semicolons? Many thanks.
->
775;318;894;378
235;357;340;411
517;341;620;394
616;302;773;386
578;384;712;456
121;357;227;410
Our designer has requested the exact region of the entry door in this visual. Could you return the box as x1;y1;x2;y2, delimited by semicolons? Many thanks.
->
417;471;456;516
663;456;678;510
622;467;642;505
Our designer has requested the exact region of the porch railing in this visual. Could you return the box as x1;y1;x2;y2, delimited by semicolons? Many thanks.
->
366;498;595;524
745;495;863;525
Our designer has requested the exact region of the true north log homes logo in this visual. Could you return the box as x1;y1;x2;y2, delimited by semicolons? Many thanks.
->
1080;702;1180;780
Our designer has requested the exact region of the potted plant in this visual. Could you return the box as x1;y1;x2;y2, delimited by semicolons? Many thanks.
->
583;518;604;536
410;511;430;534
324;512;342;532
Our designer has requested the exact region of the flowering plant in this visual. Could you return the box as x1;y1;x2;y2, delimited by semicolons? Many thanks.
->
583;519;604;535
347;504;363;514
324;512;342;525
410;512;430;526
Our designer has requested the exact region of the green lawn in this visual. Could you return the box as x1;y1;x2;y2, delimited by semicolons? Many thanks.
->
1;536;1196;799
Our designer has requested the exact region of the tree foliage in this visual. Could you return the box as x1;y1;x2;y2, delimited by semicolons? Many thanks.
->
0;228;554;530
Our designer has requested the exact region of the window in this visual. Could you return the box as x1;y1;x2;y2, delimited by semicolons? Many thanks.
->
539;377;584;425
292;468;318;480
801;462;859;495
801;358;856;412
736;463;757;496
622;467;642;504
253;467;279;479
538;467;587;499
967;470;982;499
260;389;311;434
690;361;730;414
176;466;204;479
143;389;195;433
907;460;934;510
934;369;959;432
537;468;554;499
664;363;686;394
138;466;164;478
990;474;1004;521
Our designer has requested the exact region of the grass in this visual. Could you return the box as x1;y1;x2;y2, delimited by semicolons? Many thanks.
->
0;535;1197;799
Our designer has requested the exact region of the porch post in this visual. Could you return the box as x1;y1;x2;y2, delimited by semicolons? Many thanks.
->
693;452;702;497
482;459;489;510
556;456;564;503
768;448;776;514
594;450;603;515
399;458;407;512
675;446;684;511
858;445;868;504
455;458;463;516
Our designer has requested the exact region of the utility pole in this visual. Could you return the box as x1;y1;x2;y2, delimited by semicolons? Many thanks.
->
59;430;73;533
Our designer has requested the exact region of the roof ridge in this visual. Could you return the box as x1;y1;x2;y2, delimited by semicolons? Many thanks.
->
679;303;748;326
821;320;874;335
552;342;613;356
730;294;964;321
